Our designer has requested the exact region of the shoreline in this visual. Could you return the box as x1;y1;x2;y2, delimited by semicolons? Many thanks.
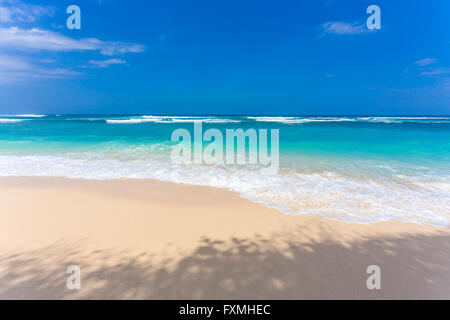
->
0;176;449;299
1;174;447;228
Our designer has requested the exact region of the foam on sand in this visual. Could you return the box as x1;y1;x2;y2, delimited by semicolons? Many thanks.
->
0;152;448;227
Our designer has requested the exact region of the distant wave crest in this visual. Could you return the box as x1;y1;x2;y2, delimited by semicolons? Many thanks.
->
0;118;26;123
106;116;241;124
0;114;46;118
247;116;450;124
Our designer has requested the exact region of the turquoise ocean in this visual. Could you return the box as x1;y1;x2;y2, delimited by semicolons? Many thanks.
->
0;115;449;227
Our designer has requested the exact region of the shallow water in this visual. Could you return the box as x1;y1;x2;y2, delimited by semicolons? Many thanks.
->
0;114;449;226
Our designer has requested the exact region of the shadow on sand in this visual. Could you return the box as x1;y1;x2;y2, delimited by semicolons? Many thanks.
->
0;230;449;299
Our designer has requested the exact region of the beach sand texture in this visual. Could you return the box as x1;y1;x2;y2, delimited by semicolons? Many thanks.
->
0;177;448;299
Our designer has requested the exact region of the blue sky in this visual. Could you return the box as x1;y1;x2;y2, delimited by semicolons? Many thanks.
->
0;0;449;115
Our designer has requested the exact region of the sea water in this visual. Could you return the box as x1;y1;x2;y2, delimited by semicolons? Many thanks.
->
0;114;448;227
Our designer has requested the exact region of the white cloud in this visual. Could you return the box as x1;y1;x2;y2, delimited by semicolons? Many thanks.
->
321;21;368;35
415;58;437;67
0;1;145;82
0;53;29;70
420;68;450;76
88;58;126;68
0;27;146;56
412;58;449;78
0;0;53;24
0;54;80;82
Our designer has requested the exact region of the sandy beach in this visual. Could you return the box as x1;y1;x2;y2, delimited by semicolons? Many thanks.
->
0;176;448;299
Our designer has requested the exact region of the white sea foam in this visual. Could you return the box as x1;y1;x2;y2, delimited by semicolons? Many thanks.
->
247;116;297;122
0;118;26;123
360;117;450;120
106;118;154;124
359;117;450;124
247;116;450;124
247;116;356;124
0;152;448;227
9;114;46;118
106;116;241;124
